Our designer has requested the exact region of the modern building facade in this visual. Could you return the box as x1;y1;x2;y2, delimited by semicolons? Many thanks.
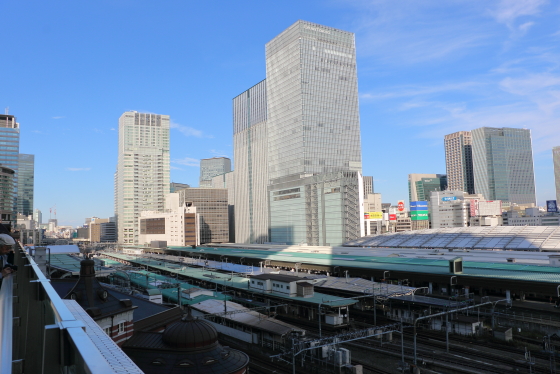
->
444;131;474;194
34;208;42;224
233;79;269;244
138;194;199;246
265;21;362;183
269;171;363;246
115;111;170;244
408;174;447;202
17;153;34;216
554;146;560;203
178;188;229;244
263;21;364;245
211;171;236;242
363;176;374;197
170;182;190;193
430;190;483;228
0;166;15;227
199;157;231;188
0;114;20;224
472;127;536;205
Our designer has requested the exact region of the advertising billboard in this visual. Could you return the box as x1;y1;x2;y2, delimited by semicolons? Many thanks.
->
410;201;428;211
547;200;558;213
442;196;457;201
389;214;397;221
364;212;383;220
397;200;405;212
410;211;429;221
470;199;479;217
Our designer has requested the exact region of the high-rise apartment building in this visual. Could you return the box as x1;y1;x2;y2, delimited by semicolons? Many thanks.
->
444;131;474;194
0;114;20;225
233;79;269;244
266;21;362;183
199;157;231;188
115;111;170;244
472;127;536;205
408;173;447;202
264;21;363;245
554;146;560;203
17;154;34;216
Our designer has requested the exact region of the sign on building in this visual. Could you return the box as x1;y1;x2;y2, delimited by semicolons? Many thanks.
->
410;201;429;221
547;200;558;213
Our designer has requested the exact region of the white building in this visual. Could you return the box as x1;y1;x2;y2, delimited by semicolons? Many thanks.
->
115;111;170;245
138;193;199;247
430;191;485;228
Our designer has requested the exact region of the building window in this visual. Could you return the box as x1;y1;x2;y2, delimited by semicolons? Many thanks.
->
118;322;125;334
104;327;111;335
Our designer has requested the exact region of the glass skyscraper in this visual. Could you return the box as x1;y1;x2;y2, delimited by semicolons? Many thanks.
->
264;21;363;246
199;157;231;188
266;21;362;183
0;114;20;226
17;154;34;216
472;127;536;205
554;146;560;203
233;79;269;244
115;111;170;244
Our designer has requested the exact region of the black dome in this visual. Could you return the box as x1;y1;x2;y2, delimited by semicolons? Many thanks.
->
162;312;218;351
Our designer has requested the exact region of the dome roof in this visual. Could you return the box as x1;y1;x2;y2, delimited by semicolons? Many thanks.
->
162;311;218;351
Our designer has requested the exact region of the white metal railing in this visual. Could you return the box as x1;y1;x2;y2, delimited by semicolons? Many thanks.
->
9;244;124;374
0;273;14;373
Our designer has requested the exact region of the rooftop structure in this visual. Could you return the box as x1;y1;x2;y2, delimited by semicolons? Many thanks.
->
346;226;560;251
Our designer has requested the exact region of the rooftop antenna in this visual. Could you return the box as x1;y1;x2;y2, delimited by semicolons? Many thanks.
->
4;107;8;115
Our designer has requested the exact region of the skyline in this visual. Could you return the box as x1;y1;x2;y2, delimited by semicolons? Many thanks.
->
2;1;559;227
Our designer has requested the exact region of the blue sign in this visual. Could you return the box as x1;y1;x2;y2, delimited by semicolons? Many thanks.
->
410;201;429;210
547;200;558;213
441;196;457;201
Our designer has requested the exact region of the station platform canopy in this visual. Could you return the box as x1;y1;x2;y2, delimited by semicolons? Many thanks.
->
345;226;560;251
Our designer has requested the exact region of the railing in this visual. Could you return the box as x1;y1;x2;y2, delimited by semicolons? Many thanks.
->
4;243;119;373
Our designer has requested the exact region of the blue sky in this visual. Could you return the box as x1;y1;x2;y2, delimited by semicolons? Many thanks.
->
1;0;559;227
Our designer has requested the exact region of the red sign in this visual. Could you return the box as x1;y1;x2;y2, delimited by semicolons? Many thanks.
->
397;201;405;212
389;214;397;221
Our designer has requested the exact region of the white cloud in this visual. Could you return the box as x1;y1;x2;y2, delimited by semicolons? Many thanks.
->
172;157;199;167
170;120;206;138
110;128;116;131
52;116;64;119
67;168;91;171
490;0;547;28
360;81;482;100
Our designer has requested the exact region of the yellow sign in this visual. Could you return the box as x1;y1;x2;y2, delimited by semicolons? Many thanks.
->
364;211;383;219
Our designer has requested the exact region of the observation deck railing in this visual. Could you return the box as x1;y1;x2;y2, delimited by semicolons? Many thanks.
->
1;243;119;374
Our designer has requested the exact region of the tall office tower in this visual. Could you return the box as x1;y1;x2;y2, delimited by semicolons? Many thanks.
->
178;188;229;244
408;173;447;202
17;154;34;216
472;127;536;204
34;208;42;224
363;176;374;197
199;157;231;188
266;21;362;182
0;114;20;225
265;21;363;246
115;111;170;244
233;79;269;244
0;167;15;226
554;146;560;203
444;131;474;194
